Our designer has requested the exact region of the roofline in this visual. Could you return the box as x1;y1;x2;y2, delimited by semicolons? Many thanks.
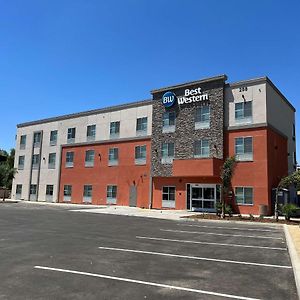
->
150;74;228;94
17;99;153;128
228;76;296;112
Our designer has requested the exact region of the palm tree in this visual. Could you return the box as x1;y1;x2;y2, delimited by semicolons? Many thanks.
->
220;156;236;218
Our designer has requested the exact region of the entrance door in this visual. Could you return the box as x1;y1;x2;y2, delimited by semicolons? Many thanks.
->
129;186;137;207
190;184;216;212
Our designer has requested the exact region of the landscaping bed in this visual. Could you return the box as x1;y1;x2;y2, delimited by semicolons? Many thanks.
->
181;213;300;225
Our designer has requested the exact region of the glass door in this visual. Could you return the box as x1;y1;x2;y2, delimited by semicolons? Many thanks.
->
190;184;216;212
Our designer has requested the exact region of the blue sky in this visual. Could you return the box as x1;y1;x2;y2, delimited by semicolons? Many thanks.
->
0;0;299;156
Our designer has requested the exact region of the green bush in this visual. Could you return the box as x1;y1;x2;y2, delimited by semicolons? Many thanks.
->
215;202;232;217
279;204;299;220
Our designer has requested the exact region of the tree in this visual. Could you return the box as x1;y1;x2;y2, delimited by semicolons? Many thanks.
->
275;170;300;221
220;156;236;218
0;149;17;201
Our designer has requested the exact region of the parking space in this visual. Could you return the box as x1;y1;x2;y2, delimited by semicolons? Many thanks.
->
0;202;298;299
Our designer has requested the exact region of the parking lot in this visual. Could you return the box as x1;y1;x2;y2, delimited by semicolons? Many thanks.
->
0;202;298;299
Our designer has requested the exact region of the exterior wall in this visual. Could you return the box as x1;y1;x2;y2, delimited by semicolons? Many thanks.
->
225;82;267;128
151;77;226;177
59;138;151;207
266;82;296;174
12;103;152;202
152;177;220;210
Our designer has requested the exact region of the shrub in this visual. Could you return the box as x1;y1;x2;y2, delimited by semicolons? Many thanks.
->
249;214;254;220
279;203;299;221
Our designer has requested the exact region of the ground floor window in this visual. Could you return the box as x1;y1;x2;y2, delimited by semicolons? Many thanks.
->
83;185;92;203
16;184;22;199
107;185;117;204
235;187;253;205
162;186;175;208
64;185;72;201
46;185;54;202
29;184;37;201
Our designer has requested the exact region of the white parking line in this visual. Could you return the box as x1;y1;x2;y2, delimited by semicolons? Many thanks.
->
34;265;261;300
178;223;279;232
161;229;283;240
136;236;287;251
98;246;291;269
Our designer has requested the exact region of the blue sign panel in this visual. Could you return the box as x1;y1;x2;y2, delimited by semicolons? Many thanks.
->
162;91;176;108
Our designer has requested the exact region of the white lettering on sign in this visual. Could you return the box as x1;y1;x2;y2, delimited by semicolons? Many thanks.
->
177;87;209;104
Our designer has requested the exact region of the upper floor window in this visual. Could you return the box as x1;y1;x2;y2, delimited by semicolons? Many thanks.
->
85;150;95;167
110;121;120;139
67;128;76;144
161;142;174;164
108;148;119;166
65;151;74;168
135;145;146;165
195;106;210;129
194;139;210;158
107;185;117;204
50;130;58;146
83;185;93;203
87;125;96;142
18;156;25;170
63;185;72;201
235;187;253;205
293;124;296;139
48;153;56;169
235;101;252;124
32;154;40;169
163;111;176;133
235;137;253;161
136;117;148;136
33;132;41;147
20;135;26;150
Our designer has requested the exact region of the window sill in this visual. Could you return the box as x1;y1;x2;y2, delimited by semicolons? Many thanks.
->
236;203;254;206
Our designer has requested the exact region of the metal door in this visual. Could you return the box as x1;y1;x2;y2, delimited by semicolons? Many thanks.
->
129;186;137;207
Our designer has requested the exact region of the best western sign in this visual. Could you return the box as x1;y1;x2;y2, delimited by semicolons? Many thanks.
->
162;87;209;108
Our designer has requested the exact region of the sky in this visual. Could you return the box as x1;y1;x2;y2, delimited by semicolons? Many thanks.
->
0;0;299;156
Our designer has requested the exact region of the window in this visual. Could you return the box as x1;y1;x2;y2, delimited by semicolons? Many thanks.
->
235;101;252;124
235;137;253;161
32;154;40;169
195;106;210;129
18;156;25;170
135;145;146;165
50;130;58;146
163;112;176;133
87;125;96;141
235;187;253;205
65;151;74;168
136;117;148;136
161;142;174;164
48;153;56;169
33;132;41;147
293;124;296;140
16;184;22;199
294;152;297;165
20;135;26;150
83;185;93;203
110;121;120;139
107;185;117;204
194;140;210;158
63;185;72;201
85;150;95;167
108;148;119;166
30;184;37;201
67;128;76;144
162;186;176;208
46;185;54;196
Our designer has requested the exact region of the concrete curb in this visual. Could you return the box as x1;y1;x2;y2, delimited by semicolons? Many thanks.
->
284;224;300;300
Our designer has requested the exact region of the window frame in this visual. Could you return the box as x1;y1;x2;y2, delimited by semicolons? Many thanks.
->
65;151;74;168
195;105;210;129
194;139;210;158
67;127;76;144
48;153;56;169
110;121;120;138
108;148;119;166
32;154;40;169
235;136;253;161
161;142;175;164
87;125;96;141
107;185;117;204
63;185;72;201
50;130;58;146
136;117;148;136
18;155;25;170
20;135;26;149
235;101;253;124
83;185;93;203
85;150;95;167
162;111;176;133
162;186;176;208
135;145;147;165
235;186;253;205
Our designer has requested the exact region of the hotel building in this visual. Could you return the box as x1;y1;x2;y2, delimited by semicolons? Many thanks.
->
12;75;296;215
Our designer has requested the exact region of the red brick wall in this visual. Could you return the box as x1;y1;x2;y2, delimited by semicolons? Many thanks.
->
59;138;151;208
